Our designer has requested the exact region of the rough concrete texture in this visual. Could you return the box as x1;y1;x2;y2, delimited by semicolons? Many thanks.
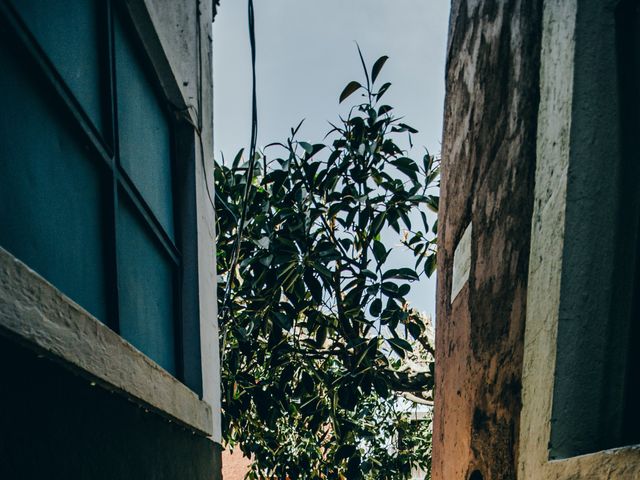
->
542;446;640;480
0;335;222;480
0;247;213;436
433;1;542;479
517;0;576;476
222;449;252;480
518;1;640;477
125;0;222;442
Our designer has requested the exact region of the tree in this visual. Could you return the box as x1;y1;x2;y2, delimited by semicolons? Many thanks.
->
215;51;439;479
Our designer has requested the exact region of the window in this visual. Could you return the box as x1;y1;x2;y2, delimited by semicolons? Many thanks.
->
549;0;640;458
0;1;199;388
519;0;640;476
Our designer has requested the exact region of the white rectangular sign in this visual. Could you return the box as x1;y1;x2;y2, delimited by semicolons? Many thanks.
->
451;222;472;303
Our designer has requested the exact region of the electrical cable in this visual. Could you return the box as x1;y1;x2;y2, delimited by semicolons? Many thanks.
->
219;0;259;330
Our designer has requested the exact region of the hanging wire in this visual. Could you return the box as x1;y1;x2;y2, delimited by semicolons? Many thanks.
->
220;0;259;327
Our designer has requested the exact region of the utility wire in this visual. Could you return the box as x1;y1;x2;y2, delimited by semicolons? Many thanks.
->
220;0;258;327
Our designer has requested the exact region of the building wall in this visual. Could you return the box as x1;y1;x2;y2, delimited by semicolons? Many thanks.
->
433;1;543;479
0;0;222;477
518;0;640;478
126;0;221;435
0;335;222;480
435;0;640;479
221;449;253;480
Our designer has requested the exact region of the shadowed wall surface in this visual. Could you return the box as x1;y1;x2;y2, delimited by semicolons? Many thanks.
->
0;335;221;480
433;0;542;478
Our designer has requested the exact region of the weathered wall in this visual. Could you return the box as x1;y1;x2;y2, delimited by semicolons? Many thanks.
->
221;449;252;479
0;0;222;477
0;335;222;480
518;1;640;478
433;1;542;479
129;0;222;442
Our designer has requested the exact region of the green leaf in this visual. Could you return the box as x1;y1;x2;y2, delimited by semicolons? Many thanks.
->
356;43;371;91
292;118;305;137
388;337;412;358
371;55;389;84
371;212;386;237
335;444;356;461
301;371;315;394
339;81;362;103
391;157;419;181
408;322;422;340
423;152;434;173
376;82;391;100
425;253;437;277
337;384;357;410
314;325;327;347
378;104;393;116
382;268;419;281
304;270;324;304
421;211;430;233
230;148;244;170
398;122;418;134
361;269;377;280
369;298;382;317
298;141;314;154
372;240;388;264
372;376;389;397
272;311;292;330
427;195;439;213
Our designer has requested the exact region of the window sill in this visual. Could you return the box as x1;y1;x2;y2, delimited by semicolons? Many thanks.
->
545;445;640;479
0;247;213;437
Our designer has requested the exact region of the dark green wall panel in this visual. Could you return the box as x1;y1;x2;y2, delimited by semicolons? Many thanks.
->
11;0;106;135
0;37;109;322
114;12;175;238
117;196;177;374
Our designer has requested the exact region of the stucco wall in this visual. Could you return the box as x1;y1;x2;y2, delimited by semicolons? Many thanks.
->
0;335;221;480
127;0;222;442
221;449;252;480
433;1;543;479
0;0;222;477
518;0;640;477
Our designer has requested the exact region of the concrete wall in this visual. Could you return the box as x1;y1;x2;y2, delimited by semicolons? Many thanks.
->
0;0;222;477
221;449;252;479
0;335;222;480
433;1;543;479
518;0;640;478
126;0;222;441
435;0;640;478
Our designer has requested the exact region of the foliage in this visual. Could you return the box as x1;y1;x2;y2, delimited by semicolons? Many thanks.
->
215;52;439;479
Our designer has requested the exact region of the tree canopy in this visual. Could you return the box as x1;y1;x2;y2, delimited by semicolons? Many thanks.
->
215;52;439;480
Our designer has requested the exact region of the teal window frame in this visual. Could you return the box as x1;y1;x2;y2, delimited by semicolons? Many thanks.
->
0;0;201;392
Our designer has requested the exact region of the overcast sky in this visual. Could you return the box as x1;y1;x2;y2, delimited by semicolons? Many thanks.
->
212;1;449;317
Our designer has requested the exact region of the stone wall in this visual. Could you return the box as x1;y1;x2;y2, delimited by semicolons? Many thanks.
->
433;1;543;479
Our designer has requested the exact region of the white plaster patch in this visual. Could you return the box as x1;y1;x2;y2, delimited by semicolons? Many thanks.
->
451;222;472;303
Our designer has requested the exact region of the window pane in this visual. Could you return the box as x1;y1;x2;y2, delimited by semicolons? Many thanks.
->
10;0;106;135
0;37;109;322
117;196;177;375
114;13;175;238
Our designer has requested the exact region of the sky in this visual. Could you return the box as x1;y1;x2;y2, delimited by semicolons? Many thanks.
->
212;0;449;318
